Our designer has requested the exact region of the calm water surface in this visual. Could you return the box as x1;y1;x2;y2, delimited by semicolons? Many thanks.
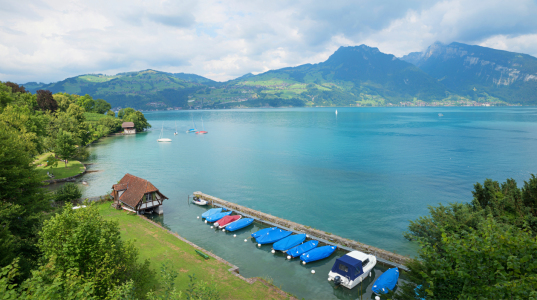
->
79;107;537;299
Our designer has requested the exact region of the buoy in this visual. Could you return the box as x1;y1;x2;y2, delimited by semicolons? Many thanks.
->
302;261;306;265
287;255;291;260
244;239;247;242
257;244;261;247
222;229;225;232
210;226;213;229
311;270;315;274
369;272;371;277
204;220;207;224
375;297;380;300
197;216;199;219
234;234;237;237
271;250;275;254
306;235;309;238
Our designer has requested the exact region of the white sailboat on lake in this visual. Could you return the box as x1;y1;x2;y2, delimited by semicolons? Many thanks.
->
157;124;172;142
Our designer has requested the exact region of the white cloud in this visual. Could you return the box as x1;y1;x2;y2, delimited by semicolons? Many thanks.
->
0;0;536;84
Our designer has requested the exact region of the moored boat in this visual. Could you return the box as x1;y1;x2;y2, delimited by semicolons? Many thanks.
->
215;215;241;228
192;196;208;206
251;227;277;239
300;245;337;264
255;228;292;245
273;234;307;252
372;267;399;295
201;208;224;219
287;240;319;258
328;251;377;289
225;218;254;232
205;211;232;223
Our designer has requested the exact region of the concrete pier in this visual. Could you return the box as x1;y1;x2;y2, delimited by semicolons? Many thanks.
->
194;192;411;271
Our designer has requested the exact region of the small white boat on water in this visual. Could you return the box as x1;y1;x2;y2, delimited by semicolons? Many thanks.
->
438;113;443;117
328;251;377;289
157;124;172;142
192;196;208;206
174;121;178;135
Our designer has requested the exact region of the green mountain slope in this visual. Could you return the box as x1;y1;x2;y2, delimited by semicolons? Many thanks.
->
23;70;212;109
401;42;537;104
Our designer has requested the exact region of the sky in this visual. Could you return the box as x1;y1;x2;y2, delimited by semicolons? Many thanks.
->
1;0;537;83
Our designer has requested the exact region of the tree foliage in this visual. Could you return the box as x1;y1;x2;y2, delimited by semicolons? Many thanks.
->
123;110;151;132
36;90;58;112
54;183;82;203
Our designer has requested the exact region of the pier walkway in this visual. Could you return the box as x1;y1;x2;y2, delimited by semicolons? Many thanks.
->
194;192;411;271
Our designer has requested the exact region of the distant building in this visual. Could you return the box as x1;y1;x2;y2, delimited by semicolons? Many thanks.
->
121;122;136;134
112;173;168;214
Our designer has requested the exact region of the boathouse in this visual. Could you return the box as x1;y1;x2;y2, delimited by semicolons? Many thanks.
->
112;173;168;214
122;122;136;134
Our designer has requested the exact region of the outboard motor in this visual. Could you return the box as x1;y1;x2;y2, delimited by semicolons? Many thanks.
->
333;276;342;286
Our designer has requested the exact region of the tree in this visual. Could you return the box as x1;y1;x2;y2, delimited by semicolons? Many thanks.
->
0;82;15;109
124;111;151;132
55;130;77;167
118;107;135;119
36;90;58;112
107;109;115;117
75;94;95;112
0;121;50;280
4;82;27;94
54;183;82;203
53;93;75;112
93;98;112;114
38;203;155;298
45;154;59;170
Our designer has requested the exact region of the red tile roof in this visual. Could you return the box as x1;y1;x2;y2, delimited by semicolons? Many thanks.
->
112;173;168;208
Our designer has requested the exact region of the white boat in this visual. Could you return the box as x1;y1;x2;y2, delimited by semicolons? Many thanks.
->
192;196;208;206
157;124;172;142
327;251;377;289
438;113;443;117
174;121;178;135
335;109;338;116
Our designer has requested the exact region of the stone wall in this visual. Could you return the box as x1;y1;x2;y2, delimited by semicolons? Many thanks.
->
194;192;411;269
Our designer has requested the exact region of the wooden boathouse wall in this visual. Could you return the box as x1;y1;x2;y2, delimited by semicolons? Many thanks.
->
194;192;411;270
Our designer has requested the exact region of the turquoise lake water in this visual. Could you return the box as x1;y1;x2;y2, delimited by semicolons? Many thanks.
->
78;107;537;299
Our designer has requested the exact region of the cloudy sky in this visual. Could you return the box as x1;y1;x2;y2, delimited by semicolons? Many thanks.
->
1;0;537;83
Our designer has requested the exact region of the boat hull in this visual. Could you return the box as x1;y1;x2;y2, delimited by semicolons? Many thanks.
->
273;234;307;252
328;252;377;289
287;240;319;258
300;245;337;263
215;215;241;228
205;211;232;223
226;218;254;231
372;267;399;295
251;227;277;238
255;229;292;244
157;138;172;142
201;208;223;219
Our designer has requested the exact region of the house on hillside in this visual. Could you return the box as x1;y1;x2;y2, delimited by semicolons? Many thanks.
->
122;122;136;134
112;173;168;214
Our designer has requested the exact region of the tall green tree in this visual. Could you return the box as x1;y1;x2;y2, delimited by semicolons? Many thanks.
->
76;94;95;112
124;110;151;132
54;130;77;167
93;98;112;114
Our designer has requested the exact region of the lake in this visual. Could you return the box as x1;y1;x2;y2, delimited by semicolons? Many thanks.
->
79;107;537;299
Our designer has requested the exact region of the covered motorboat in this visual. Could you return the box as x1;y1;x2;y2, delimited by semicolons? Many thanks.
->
201;208;224;219
328;251;377;289
215;215;241;228
273;234;307;252
205;211;232;223
300;245;337;264
192;196;208;206
251;227;277;239
287;240;319;258
372;268;399;295
226;218;254;232
255;228;292;245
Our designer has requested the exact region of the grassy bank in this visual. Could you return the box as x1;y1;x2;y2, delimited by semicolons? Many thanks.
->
96;202;292;300
35;153;85;180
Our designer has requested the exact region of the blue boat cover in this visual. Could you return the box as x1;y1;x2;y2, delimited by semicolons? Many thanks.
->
251;227;277;238
372;268;399;295
225;218;254;231
287;240;319;257
330;255;364;281
300;245;337;263
201;208;223;219
205;211;232;223
273;234;306;251
256;229;292;244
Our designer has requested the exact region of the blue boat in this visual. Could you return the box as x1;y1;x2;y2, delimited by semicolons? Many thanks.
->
273;234;307;252
300;245;337;264
287;240;319;258
225;218;254;231
205;211;232;223
256;228;292;245
372;268;399;295
251;227;277;238
201;208;224;219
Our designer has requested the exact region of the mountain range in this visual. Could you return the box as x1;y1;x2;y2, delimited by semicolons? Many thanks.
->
22;42;537;109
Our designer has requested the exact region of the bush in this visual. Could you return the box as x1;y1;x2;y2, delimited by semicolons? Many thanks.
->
54;183;82;203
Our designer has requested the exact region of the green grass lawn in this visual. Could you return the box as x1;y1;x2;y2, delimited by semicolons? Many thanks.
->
36;159;85;180
97;202;292;300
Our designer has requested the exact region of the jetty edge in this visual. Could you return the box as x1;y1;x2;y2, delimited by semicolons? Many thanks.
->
194;192;410;270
